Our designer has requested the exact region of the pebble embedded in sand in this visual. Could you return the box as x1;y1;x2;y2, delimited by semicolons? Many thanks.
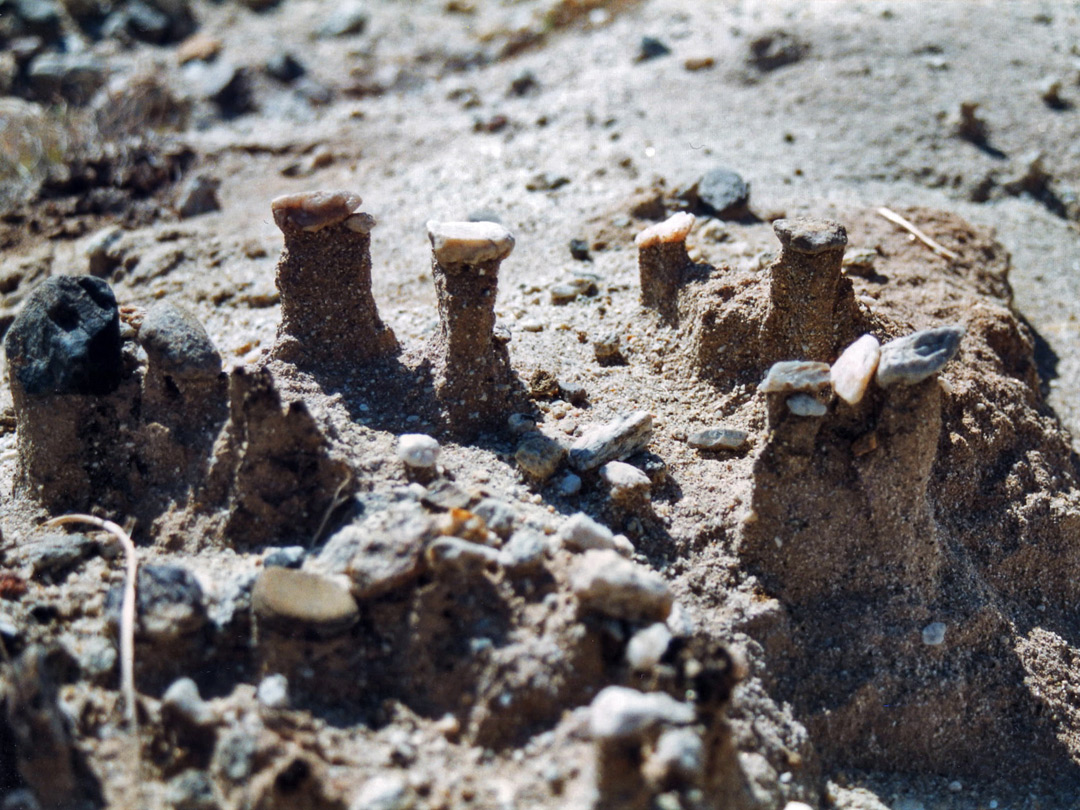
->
688;427;748;452
876;325;965;387
558;512;617;552
922;621;947;646
759;361;831;394
588;686;694;741
515;433;566;480
626;622;673;670
271;189;363;232
570;548;672;621
138;301;222;379
426;537;502;574
397;434;440;469
831;334;880;405
426;220;515;266
786;393;827;417
252;567;359;638
600;460;651;504
569;411;653;471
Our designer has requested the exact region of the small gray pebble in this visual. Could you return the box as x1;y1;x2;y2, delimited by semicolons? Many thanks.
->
139;302;222;379
786;393;827;417
876;326;965;387
688;427;747;452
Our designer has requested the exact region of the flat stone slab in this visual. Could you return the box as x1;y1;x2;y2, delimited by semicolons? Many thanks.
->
271;189;363;232
688;427;748;452
252;567;359;637
759;361;831;394
427;220;515;265
773;217;847;254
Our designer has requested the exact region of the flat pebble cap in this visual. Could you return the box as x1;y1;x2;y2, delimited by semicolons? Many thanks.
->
773;217;847;254
427;220;515;265
635;212;695;248
271;189;363;233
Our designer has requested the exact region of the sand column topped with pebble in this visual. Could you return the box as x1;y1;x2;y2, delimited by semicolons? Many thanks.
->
635;212;695;323
270;190;398;368
426;220;515;432
765;217;848;361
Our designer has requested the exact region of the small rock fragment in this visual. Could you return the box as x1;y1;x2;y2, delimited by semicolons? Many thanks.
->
350;774;415;810
683;57;715;72
264;546;306;569
688;427;748;452
265;51;306;83
397;434;440;469
569;411;653;471
426;537;502;574
473;498;517;539
922;621;946;646
1039;76;1067;109
525;172;570;192
420;480;471;511
569;238;591;261
685;168;750;220
636;36;671;62
499;529;547;575
876;326;964;387
162;677;216;728
571;549;672;621
139;302;222;379
831;334;881;405
252;567;359;638
257;674;290;709
649;727;705;782
17;533;98;582
108;564;207;642
164;769;218;810
842;247;879;277
747;29;808;72
558;512;616;552
84;226;125;277
953;101;989;144
175;173;221;218
557;472;582;496
515;433;566;480
600;460;651;504
626;622;673;670
588;686;694;741
593;332;626;366
636;212;694;321
176;33;222;65
759;361;831;394
319;509;430;599
786;393;827;417
427;220;515;266
550;276;596;305
317;1;369;38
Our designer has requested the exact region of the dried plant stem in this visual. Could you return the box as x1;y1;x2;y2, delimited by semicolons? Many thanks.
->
311;472;353;546
45;513;139;733
876;206;961;261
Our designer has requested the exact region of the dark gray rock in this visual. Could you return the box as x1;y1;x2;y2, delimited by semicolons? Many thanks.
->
6;0;62;40
317;1;368;38
4;275;122;396
421;480;471;511
138;301;222;379
265;52;305;83
569;239;591;261
747;29;808;72
876;325;965;387
176;174;221;219
263;546;306;569
107;564;207;642
26;51;107;105
473;497;517;539
19;533;98;582
687;168;750;220
636;36;671;62
105;0;195;45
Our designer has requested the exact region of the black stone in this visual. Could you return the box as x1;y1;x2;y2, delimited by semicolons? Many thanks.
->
569;238;591;261
4;276;122;396
139;301;222;379
107;564;207;640
636;36;671;62
265;52;305;83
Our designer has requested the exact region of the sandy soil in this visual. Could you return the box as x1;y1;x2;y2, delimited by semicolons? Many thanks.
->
3;1;1080;809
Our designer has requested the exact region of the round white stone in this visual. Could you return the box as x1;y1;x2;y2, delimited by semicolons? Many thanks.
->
397;434;440;468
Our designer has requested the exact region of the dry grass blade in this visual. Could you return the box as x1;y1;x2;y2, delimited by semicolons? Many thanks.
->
876;206;961;261
44;514;139;733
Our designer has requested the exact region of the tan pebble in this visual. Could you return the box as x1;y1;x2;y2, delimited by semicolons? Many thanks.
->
830;334;881;405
